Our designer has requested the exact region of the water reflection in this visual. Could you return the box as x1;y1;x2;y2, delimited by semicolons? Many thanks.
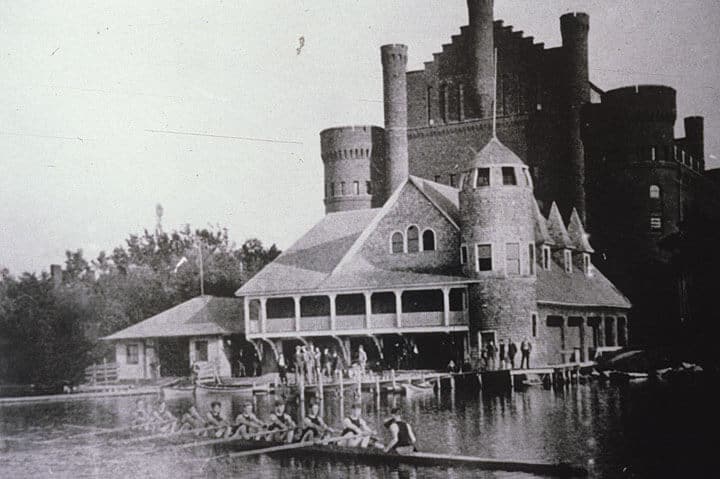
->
1;379;716;478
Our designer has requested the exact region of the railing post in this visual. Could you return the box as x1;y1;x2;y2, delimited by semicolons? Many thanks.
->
363;291;372;329
293;296;301;332
394;290;403;328
259;298;267;333
442;287;451;327
243;296;250;335
329;294;337;331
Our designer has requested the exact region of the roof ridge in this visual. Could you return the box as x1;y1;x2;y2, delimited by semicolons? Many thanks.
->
408;176;460;230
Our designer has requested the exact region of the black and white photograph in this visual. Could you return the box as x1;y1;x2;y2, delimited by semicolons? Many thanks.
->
1;1;719;477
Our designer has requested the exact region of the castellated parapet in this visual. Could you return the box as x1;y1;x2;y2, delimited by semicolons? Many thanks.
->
321;125;385;213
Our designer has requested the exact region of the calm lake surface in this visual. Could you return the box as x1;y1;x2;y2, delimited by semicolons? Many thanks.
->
0;379;714;478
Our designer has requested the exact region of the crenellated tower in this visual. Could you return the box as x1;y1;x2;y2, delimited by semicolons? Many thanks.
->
381;44;410;199
321;125;385;214
560;12;591;221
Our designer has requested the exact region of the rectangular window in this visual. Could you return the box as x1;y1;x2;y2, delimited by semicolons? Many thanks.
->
353;181;360;195
650;216;662;230
506;243;520;275
366;181;372;194
340;182;346;195
195;340;208;362
543;246;551;270
532;314;538;338
502;167;517;185
475;168;490;187
564;250;573;273
477;244;492;272
529;243;536;275
460;245;468;265
449;174;457;187
330;183;335;197
126;344;139;364
434;175;441;183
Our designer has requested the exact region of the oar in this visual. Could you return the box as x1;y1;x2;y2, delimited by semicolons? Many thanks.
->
179;427;290;449
35;419;177;444
117;424;225;445
206;432;373;464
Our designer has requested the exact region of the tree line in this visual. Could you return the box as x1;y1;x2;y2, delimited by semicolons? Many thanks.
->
0;225;279;386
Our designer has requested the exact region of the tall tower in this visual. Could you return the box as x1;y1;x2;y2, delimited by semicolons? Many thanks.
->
459;138;539;361
684;116;704;168
320;125;385;214
560;12;590;221
467;0;495;117
381;44;409;199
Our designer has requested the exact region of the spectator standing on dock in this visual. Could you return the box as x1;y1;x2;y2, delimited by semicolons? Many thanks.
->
303;345;314;384
508;339;518;369
487;341;497;370
521;338;532;369
321;348;331;378
294;345;304;383
358;345;368;377
277;352;288;385
314;346;322;383
499;340;506;369
330;348;340;379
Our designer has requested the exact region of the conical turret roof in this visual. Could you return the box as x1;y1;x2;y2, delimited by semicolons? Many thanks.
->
546;202;573;249
468;137;525;169
567;208;594;253
533;200;554;245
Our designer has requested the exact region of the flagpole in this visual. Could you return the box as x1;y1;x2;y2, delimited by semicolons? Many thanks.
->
198;241;205;296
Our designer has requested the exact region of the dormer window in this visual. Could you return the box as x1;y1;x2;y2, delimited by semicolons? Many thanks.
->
542;246;551;270
449;174;457;187
583;253;591;275
501;167;517;185
476;168;490;187
564;249;573;273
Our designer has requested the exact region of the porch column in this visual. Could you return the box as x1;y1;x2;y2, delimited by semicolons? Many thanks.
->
579;317;587;362
363;292;372;329
394;290;403;328
329;294;337;331
442;287;451;327
559;316;567;363
243;296;250;333
259;297;267;333
293;296;301;332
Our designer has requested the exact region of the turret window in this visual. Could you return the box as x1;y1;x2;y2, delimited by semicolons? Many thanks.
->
649;185;661;199
506;243;520;275
476;244;492;272
460;245;468;265
528;243;536;275
407;226;420;253
353;181;360;195
330;183;335;197
564;249;573;273
449;174;457;187
650;216;662;231
501;167;517;185
340;182;346;195
422;229;436;251
391;232;404;254
476;168;490;187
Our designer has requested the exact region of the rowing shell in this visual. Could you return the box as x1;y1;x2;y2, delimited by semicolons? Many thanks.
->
271;444;588;477
195;382;254;395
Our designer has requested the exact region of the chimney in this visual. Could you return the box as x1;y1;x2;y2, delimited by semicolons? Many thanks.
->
50;264;62;289
381;44;409;199
467;0;495;117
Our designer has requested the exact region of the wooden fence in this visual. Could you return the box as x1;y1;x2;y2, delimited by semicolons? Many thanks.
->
84;359;118;384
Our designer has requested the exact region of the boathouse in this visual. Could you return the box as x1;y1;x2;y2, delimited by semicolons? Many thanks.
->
103;296;244;381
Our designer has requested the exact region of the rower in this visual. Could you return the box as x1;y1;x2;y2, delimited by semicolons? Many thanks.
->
383;407;417;454
152;400;178;433
340;402;375;448
267;399;296;443
180;405;206;435
131;398;150;431
233;402;268;440
205;401;232;438
300;399;334;442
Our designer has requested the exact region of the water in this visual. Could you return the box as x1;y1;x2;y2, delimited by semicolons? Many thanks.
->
0;379;715;478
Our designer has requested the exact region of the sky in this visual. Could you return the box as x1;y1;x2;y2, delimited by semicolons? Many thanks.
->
1;0;719;275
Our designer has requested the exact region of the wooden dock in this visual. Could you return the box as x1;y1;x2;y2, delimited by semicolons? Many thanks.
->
479;361;597;391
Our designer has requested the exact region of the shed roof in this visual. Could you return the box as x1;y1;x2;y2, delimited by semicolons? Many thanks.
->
102;296;244;340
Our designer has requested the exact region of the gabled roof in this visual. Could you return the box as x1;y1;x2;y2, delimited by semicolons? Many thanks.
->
537;264;631;309
102;296;244;340
533;200;554;245
546;202;573;249
467;137;525;169
237;178;468;297
567;208;594;253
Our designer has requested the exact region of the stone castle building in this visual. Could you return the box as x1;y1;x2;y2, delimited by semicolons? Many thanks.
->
235;0;633;369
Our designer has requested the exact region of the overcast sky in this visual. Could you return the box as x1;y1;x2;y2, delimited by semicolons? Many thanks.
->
1;0;718;274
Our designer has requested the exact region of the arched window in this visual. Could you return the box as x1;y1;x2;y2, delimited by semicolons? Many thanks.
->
391;232;404;254
407;226;420;253
649;185;661;199
422;229;436;251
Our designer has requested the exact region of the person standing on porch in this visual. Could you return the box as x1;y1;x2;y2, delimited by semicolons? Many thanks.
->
330;348;340;379
508;339;518;369
486;341;497;370
294;345;304;384
521;338;532;369
313;346;322;383
321;348;330;378
277;352;288;385
358;345;368;377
